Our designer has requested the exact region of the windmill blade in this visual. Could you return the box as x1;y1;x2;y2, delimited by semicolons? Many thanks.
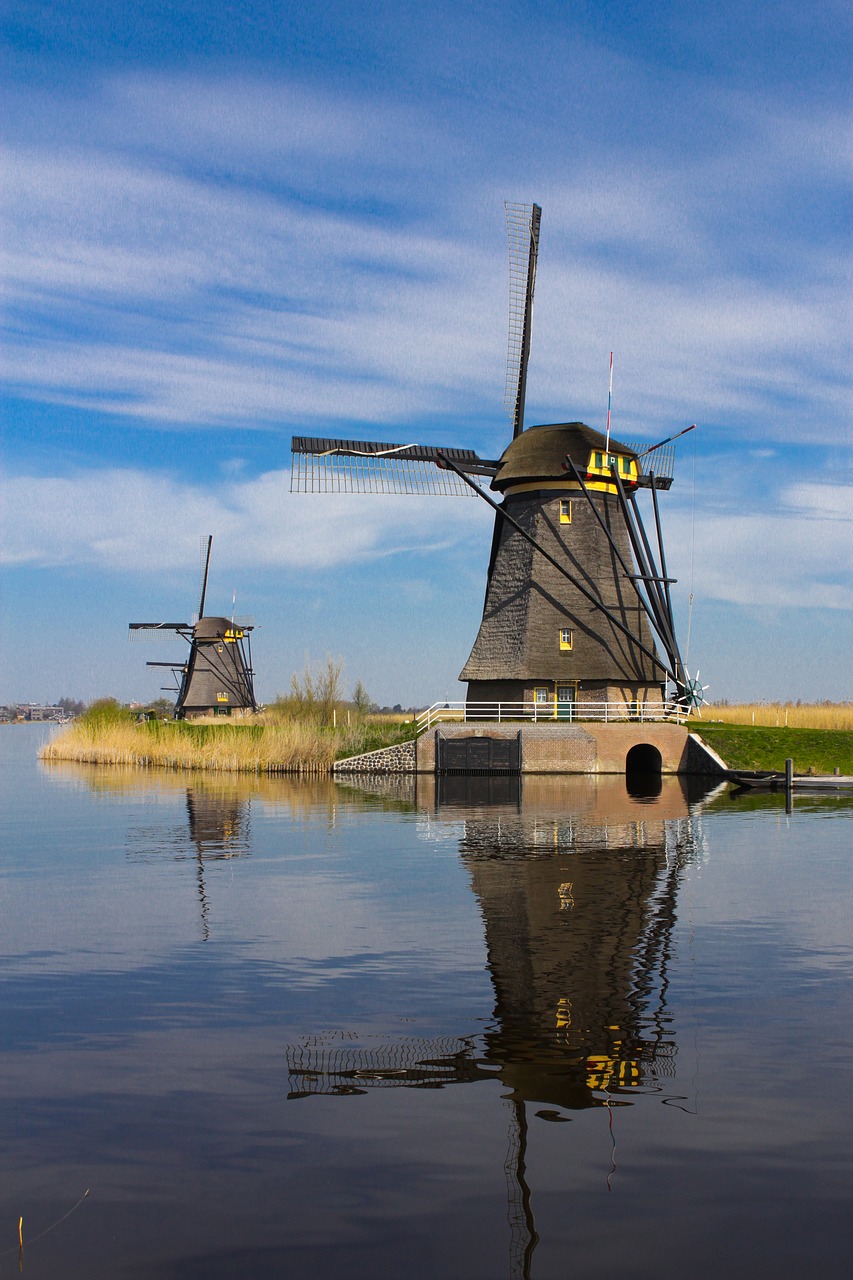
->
504;202;541;439
128;623;191;642
290;436;497;496
621;440;675;488
197;535;213;619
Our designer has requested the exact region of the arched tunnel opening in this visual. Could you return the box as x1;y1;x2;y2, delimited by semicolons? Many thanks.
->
625;743;663;799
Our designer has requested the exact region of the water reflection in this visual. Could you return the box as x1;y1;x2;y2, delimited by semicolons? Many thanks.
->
18;747;851;1279
287;773;717;1278
293;774;706;1107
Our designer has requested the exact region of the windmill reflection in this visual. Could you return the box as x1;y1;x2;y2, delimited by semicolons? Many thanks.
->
184;784;251;939
286;773;712;1279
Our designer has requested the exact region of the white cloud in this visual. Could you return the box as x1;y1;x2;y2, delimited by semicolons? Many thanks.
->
665;481;853;610
2;466;849;618
0;466;491;573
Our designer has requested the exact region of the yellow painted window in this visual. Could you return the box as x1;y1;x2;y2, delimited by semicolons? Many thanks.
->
559;629;573;650
216;692;229;703
559;499;572;524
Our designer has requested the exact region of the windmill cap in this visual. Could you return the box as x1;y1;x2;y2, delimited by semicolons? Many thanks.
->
491;422;637;491
193;616;240;638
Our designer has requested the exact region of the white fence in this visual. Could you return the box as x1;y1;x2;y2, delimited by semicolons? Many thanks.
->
416;700;689;733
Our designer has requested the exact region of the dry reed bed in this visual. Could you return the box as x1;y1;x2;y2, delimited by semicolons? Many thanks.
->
705;703;853;730
40;719;344;774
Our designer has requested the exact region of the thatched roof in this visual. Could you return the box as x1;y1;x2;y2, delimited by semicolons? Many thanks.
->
491;422;635;492
192;616;235;639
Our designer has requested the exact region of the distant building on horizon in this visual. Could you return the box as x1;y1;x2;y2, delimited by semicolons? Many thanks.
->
16;704;67;722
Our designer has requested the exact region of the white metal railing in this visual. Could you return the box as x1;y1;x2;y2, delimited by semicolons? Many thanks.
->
415;700;689;733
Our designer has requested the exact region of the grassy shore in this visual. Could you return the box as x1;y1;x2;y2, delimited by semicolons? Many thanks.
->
40;705;417;774
692;724;853;774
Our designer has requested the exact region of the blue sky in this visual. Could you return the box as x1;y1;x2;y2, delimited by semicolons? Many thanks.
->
1;0;850;706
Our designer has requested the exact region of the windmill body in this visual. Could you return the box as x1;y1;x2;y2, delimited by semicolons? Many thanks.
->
129;538;257;719
176;616;257;717
461;422;665;710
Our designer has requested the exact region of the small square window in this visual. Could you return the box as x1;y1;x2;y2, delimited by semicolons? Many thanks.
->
559;499;572;524
559;629;573;651
534;687;550;704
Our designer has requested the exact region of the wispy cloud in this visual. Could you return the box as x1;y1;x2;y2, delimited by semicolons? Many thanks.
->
2;71;849;446
2;466;849;613
0;466;491;572
666;481;853;611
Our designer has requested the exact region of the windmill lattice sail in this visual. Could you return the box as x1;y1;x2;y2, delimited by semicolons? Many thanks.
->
290;437;496;496
504;202;541;438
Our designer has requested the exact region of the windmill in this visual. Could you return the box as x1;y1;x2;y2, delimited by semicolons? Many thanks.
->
129;536;257;719
292;203;702;712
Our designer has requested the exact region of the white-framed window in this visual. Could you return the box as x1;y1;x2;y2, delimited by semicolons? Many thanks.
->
534;686;550;704
559;629;573;651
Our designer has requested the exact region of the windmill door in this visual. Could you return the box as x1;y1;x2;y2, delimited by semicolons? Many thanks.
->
556;684;577;720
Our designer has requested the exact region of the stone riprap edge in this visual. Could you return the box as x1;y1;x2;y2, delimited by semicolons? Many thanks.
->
333;740;416;773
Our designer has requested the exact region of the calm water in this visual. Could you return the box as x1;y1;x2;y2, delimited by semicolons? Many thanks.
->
1;725;851;1279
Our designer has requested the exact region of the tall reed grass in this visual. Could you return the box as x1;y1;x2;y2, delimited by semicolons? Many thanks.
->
40;704;415;774
704;703;853;730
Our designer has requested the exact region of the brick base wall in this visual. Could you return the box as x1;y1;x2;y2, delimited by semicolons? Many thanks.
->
416;721;696;774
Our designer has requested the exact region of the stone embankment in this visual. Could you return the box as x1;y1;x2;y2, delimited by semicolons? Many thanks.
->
333;740;416;774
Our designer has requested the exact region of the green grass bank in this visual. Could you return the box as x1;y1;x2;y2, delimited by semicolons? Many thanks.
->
692;724;853;774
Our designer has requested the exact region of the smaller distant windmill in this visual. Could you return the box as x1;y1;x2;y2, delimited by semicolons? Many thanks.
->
129;536;257;719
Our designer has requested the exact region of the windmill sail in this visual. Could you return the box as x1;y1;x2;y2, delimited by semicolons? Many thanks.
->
128;622;191;641
197;534;213;619
504;202;541;438
290;436;497;496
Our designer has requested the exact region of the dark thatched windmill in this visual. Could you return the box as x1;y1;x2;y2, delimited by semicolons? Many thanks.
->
291;204;701;712
129;536;257;719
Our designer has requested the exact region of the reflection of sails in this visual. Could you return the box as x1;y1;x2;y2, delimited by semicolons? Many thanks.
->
286;774;712;1280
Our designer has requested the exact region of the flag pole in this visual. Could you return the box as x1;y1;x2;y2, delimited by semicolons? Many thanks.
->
605;351;613;453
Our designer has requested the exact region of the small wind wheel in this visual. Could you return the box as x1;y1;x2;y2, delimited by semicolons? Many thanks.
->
683;671;709;714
